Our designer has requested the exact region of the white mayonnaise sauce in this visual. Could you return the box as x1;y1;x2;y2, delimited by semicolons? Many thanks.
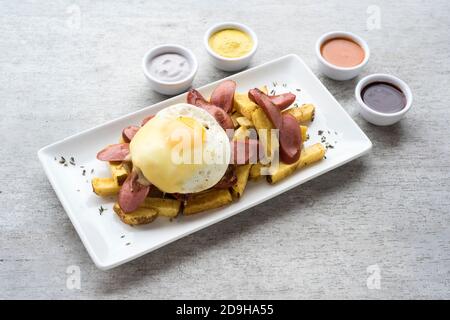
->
148;53;191;82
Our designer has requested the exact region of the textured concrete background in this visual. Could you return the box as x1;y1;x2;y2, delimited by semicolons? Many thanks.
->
1;0;449;299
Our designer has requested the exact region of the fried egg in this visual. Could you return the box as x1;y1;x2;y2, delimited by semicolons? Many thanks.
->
130;103;231;194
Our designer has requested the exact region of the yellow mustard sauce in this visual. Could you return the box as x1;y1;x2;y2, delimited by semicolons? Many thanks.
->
208;29;253;58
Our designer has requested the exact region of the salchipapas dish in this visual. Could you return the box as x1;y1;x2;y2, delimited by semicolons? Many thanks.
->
93;80;325;225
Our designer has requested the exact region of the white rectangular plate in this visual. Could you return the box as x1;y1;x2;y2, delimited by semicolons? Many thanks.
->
38;54;372;269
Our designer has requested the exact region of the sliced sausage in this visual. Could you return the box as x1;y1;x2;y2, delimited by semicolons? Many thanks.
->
279;114;302;164
187;89;234;130
96;143;130;162
269;93;296;110
210;80;236;113
187;89;211;108
230;139;260;165
118;171;150;213
122;125;140;143
214;165;237;189
141;115;154;126
248;88;283;129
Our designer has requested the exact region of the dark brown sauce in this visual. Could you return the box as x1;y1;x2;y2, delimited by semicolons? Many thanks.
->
361;82;406;113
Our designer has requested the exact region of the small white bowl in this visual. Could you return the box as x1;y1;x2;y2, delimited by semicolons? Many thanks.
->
355;74;413;126
316;31;370;81
142;44;198;95
204;22;258;72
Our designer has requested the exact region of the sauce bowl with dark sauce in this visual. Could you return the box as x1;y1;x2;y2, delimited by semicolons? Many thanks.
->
355;74;412;126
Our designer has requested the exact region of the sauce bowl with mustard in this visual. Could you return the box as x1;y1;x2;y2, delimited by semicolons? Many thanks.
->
316;31;370;81
142;44;198;95
204;22;258;72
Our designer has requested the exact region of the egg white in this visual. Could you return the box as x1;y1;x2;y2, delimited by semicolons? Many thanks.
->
130;103;231;194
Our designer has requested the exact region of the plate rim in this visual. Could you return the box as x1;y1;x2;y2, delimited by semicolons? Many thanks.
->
38;54;372;270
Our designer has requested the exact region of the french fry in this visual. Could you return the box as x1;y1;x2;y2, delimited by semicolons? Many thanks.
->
109;162;128;185
231;164;251;198
236;116;254;128
183;189;232;215
141;197;181;218
233;86;268;119
267;143;325;184
233;126;250;141
300;125;308;142
283;104;315;123
252;107;278;160
92;177;121;196
113;202;158;226
249;163;265;180
231;112;242;128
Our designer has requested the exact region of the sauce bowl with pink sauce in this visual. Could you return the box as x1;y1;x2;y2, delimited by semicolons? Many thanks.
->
316;31;370;81
142;44;198;95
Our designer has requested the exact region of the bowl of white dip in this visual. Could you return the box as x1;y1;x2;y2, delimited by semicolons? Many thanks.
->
143;44;198;95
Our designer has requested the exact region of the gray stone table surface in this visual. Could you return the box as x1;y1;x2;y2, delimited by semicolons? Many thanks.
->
1;0;449;299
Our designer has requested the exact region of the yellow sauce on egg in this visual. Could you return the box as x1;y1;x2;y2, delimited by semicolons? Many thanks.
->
208;29;253;58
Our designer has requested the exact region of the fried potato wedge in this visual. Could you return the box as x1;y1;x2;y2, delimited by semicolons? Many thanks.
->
233;126;250;141
283;104;315;123
236;116;254;128
231;164;252;198
183;189;233;215
92;177;121;196
300;125;308;142
249;163;266;181
268;143;325;184
233;86;268;119
231;112;242;128
141;197;181;218
109;161;128;185
113;202;158;226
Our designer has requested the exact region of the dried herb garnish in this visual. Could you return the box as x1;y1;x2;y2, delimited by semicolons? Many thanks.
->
293;103;299;108
296;88;301;92
324;155;327;159
59;156;66;164
69;157;76;166
270;89;275;95
99;206;107;215
273;81;278;87
125;242;131;246
121;235;125;239
80;165;85;169
318;130;324;136
321;136;326;143
91;169;94;174
82;169;86;176
282;83;287;88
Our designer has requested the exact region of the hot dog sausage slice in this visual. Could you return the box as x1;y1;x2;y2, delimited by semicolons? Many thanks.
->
248;88;283;129
210;80;236;113
122;126;140;143
118;171;150;213
187;89;234;130
214;165;238;189
141;115;155;126
279;114;302;164
96;143;130;162
269;93;296;110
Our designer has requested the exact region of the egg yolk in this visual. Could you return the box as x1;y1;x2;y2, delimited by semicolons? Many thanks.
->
130;116;208;193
